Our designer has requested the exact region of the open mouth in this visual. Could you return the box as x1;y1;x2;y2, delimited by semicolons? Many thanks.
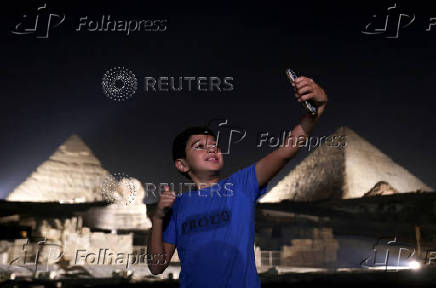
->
205;156;219;162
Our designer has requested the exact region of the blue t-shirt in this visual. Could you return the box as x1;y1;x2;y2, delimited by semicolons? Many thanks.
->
162;163;268;287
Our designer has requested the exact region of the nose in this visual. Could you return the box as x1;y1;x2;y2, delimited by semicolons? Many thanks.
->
207;145;218;153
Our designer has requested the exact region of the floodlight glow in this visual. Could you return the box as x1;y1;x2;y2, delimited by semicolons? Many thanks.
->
408;260;421;270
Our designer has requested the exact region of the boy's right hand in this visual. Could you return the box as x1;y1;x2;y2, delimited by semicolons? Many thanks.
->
154;185;176;219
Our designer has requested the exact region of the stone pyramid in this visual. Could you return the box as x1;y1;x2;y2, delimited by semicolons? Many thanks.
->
7;134;110;202
363;181;399;197
259;127;433;203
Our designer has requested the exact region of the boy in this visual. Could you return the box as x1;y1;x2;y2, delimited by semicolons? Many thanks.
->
147;76;328;287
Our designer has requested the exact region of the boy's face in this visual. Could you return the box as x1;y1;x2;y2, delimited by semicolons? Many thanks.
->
182;134;223;175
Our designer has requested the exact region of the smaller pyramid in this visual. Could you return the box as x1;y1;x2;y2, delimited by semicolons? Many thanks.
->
363;181;399;197
7;135;110;202
259;127;432;203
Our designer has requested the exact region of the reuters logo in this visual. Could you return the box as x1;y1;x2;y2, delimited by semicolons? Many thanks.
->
101;172;137;206
102;67;138;102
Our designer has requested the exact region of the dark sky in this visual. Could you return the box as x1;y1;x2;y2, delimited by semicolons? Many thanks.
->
2;1;435;200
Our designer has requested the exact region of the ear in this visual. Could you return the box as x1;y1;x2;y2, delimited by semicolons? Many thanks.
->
175;159;189;173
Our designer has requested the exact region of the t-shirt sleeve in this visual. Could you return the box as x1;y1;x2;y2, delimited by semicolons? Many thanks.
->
162;206;177;245
234;163;268;203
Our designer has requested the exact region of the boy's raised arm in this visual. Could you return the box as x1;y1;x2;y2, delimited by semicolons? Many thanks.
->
147;186;177;275
255;76;328;187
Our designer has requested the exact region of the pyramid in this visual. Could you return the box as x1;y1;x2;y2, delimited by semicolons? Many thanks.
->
363;181;399;197
7;135;110;202
259;127;433;203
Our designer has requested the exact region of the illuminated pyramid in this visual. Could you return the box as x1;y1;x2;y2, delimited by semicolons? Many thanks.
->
259;127;433;203
6;135;109;202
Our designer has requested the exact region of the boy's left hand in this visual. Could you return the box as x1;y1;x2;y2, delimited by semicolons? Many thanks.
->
293;76;328;115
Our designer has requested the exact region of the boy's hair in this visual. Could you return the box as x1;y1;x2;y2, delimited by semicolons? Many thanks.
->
172;126;216;179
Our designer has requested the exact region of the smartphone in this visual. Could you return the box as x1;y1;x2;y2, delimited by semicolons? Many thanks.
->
285;68;318;117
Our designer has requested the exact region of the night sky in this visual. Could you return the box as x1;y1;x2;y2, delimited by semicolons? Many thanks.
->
2;1;435;201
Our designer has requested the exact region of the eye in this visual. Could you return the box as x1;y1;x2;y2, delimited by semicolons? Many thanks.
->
194;144;205;150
